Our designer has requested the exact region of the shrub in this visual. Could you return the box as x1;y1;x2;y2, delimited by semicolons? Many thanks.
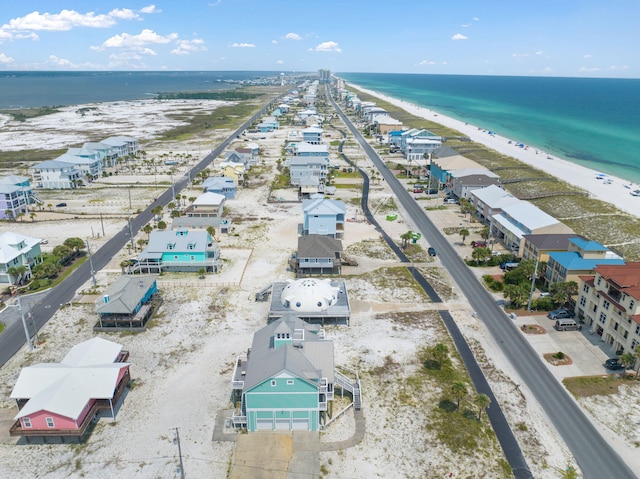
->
532;297;554;311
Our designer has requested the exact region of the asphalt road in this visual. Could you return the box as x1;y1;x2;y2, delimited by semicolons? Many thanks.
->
328;90;636;479
0;98;277;367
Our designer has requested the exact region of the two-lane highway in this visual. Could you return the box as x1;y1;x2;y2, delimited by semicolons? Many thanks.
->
328;88;636;479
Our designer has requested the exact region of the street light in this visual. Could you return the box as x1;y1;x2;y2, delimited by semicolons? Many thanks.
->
8;295;34;351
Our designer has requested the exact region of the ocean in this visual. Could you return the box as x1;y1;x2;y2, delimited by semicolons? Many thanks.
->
339;73;640;183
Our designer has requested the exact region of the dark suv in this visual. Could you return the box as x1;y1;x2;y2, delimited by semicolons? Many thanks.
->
604;358;625;371
427;247;436;257
547;308;573;320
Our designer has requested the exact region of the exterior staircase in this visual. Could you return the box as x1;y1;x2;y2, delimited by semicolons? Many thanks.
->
334;369;362;411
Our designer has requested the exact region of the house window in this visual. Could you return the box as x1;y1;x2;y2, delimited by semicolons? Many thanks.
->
582;284;590;293
630;300;635;310
579;297;586;307
636;324;640;336
187;243;195;250
23;417;32;428
271;380;276;387
46;417;55;428
287;380;294;386
632;339;639;350
174;255;178;260
190;256;195;261
598;312;606;324
603;300;610;310
167;243;174;250
596;277;602;285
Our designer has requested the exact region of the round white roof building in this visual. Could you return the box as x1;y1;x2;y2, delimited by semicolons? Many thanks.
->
280;278;339;312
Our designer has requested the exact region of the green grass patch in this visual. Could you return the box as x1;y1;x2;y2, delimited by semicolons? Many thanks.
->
0;322;5;334
0;106;62;122
563;374;639;397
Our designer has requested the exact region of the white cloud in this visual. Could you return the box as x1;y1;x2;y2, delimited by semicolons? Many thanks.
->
473;17;479;21
140;5;161;14
272;39;278;44
228;42;255;48
512;53;530;58
276;59;284;64
92;29;178;53
535;51;543;55
418;60;436;65
451;33;468;40
460;24;470;28
583;54;593;58
314;41;341;53
0;52;14;64
609;65;629;71
208;0;222;6
171;39;207;55
48;54;74;66
579;66;600;72
109;8;139;20
2;9;116;32
283;32;302;41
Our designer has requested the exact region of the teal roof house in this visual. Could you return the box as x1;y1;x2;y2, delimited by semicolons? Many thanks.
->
135;229;221;273
231;314;361;431
95;275;158;330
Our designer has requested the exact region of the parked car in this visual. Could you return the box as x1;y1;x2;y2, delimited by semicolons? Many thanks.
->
547;308;574;320
444;198;458;205
56;202;67;207
413;188;424;193
471;241;487;248
604;358;625;371
427;247;436;257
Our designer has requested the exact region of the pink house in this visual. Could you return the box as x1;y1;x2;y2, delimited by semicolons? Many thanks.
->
9;337;130;443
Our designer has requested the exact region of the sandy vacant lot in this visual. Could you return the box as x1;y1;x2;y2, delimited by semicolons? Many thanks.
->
1;98;639;479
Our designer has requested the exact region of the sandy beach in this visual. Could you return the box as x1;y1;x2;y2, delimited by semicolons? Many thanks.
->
348;83;640;219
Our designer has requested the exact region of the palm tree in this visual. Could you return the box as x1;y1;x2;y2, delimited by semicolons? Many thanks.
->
504;283;530;309
206;226;217;241
432;343;449;370
451;382;467;410
472;246;491;265
47;203;53;211
474;393;491;421
30;211;37;222
619;352;635;375
459;228;470;244
400;231;413;249
142;224;153;239
157;220;167;230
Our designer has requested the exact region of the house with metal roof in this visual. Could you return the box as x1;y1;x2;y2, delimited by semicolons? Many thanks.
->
302;126;323;144
302;198;346;238
30;159;83;189
469;184;521;223
9;337;130;442
545;238;625;286
94;275;158;330
135;229;221;273
202;176;237;199
521;234;585;262
172;192;226;230
449;168;501;200
288;153;330;187
100;136;139;158
230;314;360;431
0;175;37;220
0;231;43;285
492;202;574;256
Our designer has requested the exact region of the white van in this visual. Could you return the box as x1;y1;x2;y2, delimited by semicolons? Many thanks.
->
554;319;581;331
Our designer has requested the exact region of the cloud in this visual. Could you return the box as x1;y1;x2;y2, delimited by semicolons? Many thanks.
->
109;9;139;20
418;60;436;65
314;41;341;53
579;66;600;72
609;65;629;71
283;32;302;41
140;5;161;14
228;42;255;48
208;0;223;6
460;24;470;28
473;17;479;21
48;54;74;66
512;53;530;58
535;51;543;55
276;59;284;64
0;52;14;64
171;39;207;55
451;33;468;40
583;54;592;58
92;29;178;53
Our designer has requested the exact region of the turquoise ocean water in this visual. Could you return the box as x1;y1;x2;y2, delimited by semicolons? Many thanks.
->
339;73;640;183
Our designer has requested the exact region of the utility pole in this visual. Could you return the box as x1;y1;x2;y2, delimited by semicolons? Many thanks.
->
16;296;33;351
174;427;185;479
100;212;105;237
86;239;97;287
527;257;540;312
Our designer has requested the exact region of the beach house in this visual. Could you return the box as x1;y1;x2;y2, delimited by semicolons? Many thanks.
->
94;275;158;330
172;192;226;229
230;314;338;431
576;262;640;355
30;159;83;189
0;175;38;220
544;238;625;286
202;176;237;199
302;126;324;144
292;235;343;276
449;168;501;200
0;232;44;285
100;136;139;158
135;229;221;273
268;278;351;325
469;184;521;223
301;198;346;238
521;234;585;262
9;337;131;442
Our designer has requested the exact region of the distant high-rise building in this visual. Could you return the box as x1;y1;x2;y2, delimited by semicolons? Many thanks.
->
318;69;331;83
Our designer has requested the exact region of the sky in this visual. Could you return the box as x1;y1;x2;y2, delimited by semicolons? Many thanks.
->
0;0;638;77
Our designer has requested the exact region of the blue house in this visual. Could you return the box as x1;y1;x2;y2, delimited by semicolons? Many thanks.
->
302;198;346;238
302;126;323;145
202;176;237;199
95;275;158;330
231;314;336;431
135;229;221;273
545;237;625;286
0;175;37;220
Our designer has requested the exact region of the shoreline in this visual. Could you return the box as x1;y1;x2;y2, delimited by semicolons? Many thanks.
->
347;82;640;219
